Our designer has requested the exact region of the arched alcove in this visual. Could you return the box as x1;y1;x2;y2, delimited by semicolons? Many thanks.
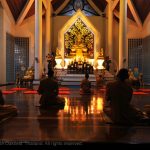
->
57;10;101;68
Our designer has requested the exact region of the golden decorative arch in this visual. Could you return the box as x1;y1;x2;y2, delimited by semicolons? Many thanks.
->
64;18;94;59
58;10;101;67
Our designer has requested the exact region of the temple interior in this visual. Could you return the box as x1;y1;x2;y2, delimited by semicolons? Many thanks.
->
0;0;150;145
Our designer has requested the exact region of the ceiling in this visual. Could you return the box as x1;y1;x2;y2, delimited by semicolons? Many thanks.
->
4;0;150;24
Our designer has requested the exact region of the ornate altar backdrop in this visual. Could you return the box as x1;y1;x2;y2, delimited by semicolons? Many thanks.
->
55;10;104;70
64;18;94;59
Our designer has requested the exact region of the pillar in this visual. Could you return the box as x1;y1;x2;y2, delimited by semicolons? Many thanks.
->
35;0;42;79
119;0;127;69
108;0;113;60
45;0;50;55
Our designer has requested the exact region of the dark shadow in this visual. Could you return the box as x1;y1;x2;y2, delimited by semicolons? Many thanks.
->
38;105;64;117
37;105;65;139
0;124;4;139
106;125;132;143
80;95;92;115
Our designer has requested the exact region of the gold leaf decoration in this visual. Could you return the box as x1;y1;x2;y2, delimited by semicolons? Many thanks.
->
64;18;94;58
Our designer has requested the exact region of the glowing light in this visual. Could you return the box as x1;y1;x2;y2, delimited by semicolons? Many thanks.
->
97;98;103;112
62;96;104;122
57;10;101;68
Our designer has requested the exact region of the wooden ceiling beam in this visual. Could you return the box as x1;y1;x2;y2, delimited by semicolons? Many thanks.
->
114;9;119;18
87;0;103;15
114;9;138;27
143;12;150;27
16;0;34;26
111;0;119;11
42;0;47;10
54;0;69;15
127;0;142;29
0;0;15;24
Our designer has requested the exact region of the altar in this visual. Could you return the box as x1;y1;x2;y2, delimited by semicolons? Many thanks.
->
55;10;104;70
55;58;104;70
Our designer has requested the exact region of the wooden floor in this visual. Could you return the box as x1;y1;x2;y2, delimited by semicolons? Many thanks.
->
0;85;150;145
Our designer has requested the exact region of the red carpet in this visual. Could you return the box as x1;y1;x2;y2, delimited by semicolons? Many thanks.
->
59;87;70;94
99;88;106;92
23;90;38;94
59;87;70;91
2;90;16;94
59;91;70;95
133;91;148;95
139;89;150;92
23;90;70;95
10;88;28;91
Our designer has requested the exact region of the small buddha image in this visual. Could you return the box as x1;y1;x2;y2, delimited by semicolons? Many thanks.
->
71;33;87;58
99;48;104;57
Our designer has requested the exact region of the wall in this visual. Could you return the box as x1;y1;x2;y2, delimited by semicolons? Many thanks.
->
52;16;106;53
0;3;4;84
143;13;150;38
127;20;143;38
15;16;35;67
0;3;15;83
143;35;150;83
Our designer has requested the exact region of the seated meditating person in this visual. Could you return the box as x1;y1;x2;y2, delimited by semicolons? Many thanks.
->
0;90;4;105
37;69;65;108
0;90;17;117
96;74;105;89
80;73;91;94
104;68;149;125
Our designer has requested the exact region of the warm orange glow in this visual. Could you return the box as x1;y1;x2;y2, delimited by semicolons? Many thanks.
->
57;10;101;68
64;97;69;113
97;98;104;112
63;96;104;122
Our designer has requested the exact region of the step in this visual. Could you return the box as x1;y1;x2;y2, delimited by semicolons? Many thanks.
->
61;81;96;86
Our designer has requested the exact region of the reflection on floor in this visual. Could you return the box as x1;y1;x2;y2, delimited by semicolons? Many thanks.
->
0;85;150;144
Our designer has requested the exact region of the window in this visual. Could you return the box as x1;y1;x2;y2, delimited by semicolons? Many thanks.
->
6;33;29;82
58;0;99;16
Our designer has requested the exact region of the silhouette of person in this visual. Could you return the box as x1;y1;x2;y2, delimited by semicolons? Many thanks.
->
80;73;91;94
37;69;65;109
102;56;111;71
0;90;4;105
105;68;149;125
96;74;105;89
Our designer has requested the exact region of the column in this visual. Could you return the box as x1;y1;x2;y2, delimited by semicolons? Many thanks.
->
35;0;42;80
45;0;50;55
45;0;50;72
119;0;127;69
0;4;6;83
108;0;113;60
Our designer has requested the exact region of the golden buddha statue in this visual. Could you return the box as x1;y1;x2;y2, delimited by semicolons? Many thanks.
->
71;33;87;58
